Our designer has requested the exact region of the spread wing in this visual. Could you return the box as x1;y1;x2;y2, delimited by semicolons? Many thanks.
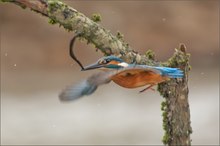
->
59;71;118;102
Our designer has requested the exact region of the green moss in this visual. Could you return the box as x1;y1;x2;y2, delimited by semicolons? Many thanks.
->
161;101;167;111
189;65;192;71
159;46;191;145
157;82;166;96
48;18;57;24
167;57;176;67
116;31;124;40
161;99;171;145
18;3;26;9
1;0;14;2
62;23;73;31
162;132;170;144
47;0;74;32
125;43;129;48
91;13;101;22
165;47;191;68
188;128;193;134
48;0;63;13
145;49;155;60
47;0;69;18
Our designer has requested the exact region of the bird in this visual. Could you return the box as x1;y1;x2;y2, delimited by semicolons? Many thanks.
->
59;55;183;102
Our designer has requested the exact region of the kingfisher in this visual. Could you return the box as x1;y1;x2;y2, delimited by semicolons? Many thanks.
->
59;55;183;101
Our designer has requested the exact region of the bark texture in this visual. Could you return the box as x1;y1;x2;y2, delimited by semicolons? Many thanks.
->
1;0;192;145
158;44;192;145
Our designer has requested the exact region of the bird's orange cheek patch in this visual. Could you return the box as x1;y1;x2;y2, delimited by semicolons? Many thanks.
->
108;60;120;65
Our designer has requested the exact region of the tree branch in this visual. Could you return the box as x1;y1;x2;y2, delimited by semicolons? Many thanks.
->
1;0;192;145
2;0;152;64
158;44;192;145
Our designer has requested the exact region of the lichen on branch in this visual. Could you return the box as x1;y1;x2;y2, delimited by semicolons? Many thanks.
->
158;44;192;145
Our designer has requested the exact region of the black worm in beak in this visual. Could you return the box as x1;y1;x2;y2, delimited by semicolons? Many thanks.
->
69;34;85;70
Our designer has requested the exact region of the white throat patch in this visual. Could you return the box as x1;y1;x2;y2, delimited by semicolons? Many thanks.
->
118;62;129;67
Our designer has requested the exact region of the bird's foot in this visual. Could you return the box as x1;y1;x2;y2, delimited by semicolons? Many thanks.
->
139;84;155;93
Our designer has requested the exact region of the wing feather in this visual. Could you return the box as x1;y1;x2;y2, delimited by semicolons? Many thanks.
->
59;71;117;102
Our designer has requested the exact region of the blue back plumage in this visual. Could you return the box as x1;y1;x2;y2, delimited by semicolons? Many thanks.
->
101;55;123;63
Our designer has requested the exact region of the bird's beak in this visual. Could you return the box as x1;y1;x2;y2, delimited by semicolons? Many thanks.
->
82;62;104;71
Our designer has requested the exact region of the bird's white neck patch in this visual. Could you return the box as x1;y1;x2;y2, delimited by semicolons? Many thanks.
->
118;62;129;67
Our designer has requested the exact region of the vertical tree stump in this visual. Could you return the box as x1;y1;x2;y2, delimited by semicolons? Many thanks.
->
158;44;192;145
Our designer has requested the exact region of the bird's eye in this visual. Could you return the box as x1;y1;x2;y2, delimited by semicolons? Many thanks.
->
106;59;110;63
103;59;111;64
102;59;110;64
99;59;110;64
98;60;105;64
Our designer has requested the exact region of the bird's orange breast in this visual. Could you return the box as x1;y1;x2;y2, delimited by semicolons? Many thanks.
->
111;69;169;88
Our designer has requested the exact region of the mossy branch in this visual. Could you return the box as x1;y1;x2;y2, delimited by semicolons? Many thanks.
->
158;44;192;145
1;0;192;145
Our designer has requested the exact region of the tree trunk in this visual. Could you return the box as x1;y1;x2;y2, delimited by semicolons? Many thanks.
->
158;44;192;145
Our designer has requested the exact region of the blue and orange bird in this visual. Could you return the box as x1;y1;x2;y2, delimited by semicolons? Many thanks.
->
59;55;183;101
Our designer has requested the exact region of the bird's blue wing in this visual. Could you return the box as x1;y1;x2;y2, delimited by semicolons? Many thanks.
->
59;80;97;102
59;71;117;102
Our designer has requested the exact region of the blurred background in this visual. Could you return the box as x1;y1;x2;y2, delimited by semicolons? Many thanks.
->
1;0;219;145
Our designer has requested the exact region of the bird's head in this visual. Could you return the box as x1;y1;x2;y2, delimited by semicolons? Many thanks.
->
82;56;128;71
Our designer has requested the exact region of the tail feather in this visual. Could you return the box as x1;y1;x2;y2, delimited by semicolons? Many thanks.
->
152;66;184;78
133;65;184;78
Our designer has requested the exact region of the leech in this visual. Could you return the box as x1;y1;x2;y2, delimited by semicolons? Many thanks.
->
69;34;85;70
